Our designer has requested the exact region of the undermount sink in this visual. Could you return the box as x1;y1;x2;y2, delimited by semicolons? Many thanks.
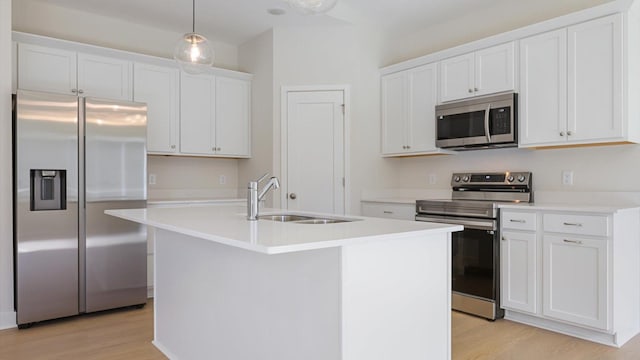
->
257;213;356;224
257;214;314;222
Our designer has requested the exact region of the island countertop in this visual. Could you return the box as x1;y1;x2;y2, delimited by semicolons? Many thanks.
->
106;204;462;254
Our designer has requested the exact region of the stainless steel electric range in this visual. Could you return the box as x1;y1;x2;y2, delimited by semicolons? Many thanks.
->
416;172;533;320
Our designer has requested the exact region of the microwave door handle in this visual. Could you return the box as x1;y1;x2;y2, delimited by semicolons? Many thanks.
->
484;104;491;142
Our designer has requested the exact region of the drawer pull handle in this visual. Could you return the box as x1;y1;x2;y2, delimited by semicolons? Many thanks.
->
563;239;583;245
563;222;583;227
509;219;526;223
383;211;393;214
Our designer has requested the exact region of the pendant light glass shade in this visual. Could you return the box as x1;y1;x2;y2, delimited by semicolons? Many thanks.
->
174;0;214;74
285;0;338;14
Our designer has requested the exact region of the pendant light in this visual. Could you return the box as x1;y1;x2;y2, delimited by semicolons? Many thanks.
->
174;0;214;74
285;0;338;14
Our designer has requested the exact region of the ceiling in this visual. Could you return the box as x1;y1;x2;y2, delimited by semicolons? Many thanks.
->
27;0;519;45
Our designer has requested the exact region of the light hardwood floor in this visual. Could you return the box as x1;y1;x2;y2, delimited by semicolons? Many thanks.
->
0;300;166;360
452;311;640;360
2;304;640;359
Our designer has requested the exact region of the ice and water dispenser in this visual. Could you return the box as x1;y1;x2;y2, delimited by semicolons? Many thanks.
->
30;169;66;211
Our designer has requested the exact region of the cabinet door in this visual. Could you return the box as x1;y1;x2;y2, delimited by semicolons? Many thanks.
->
501;231;537;314
134;63;180;154
215;77;251;157
407;63;438;152
519;29;568;146
475;42;515;97
381;72;407;155
180;72;215;155
567;14;622;142
440;52;475;102
18;43;77;95
77;53;132;100
543;234;608;330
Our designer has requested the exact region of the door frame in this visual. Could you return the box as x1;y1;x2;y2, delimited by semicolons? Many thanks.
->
280;84;351;214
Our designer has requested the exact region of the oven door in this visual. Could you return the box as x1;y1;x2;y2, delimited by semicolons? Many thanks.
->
416;214;498;301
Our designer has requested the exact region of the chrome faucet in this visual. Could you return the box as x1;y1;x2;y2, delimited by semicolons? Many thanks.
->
247;173;280;220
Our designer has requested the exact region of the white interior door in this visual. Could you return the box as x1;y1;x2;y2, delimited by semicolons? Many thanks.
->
286;90;345;214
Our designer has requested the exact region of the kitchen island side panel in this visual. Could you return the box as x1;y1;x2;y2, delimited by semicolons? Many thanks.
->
342;232;451;360
153;229;342;360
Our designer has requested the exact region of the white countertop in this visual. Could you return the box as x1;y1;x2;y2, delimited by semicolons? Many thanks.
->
106;205;462;254
499;202;640;213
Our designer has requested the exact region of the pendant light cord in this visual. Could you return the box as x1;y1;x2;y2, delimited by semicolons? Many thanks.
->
192;0;196;33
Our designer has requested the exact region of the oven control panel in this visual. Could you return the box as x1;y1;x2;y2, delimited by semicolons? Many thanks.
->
451;172;532;186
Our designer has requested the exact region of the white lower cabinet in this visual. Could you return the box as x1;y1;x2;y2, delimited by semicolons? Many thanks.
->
501;230;537;314
361;201;415;220
543;234;608;330
500;207;640;347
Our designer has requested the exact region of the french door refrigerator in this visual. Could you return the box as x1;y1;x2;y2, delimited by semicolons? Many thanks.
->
13;89;148;327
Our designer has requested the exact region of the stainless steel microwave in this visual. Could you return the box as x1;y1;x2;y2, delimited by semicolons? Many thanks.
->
436;92;517;150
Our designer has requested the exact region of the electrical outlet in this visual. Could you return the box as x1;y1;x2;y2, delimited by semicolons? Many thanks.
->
562;170;573;186
428;174;437;185
148;174;156;185
219;175;226;185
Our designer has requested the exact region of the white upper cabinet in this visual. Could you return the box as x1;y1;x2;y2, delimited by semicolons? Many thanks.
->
18;43;77;95
519;29;568;146
381;71;407;155
520;14;626;147
440;42;515;102
18;43;132;100
180;72;216;155
567;14;623;142
439;53;475;102
179;72;251;158
77;53;132;100
215;77;251;157
381;63;443;156
133;63;180;154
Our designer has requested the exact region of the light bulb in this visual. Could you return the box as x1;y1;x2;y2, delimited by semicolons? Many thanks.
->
190;43;201;62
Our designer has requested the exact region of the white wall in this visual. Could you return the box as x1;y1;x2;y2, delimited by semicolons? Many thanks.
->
271;25;391;212
148;156;240;200
238;30;275;205
382;0;614;66
0;0;14;330
12;0;238;70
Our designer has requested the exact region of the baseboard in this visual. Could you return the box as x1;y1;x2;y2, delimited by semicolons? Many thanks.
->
505;310;620;347
0;311;16;330
152;340;179;360
147;286;154;299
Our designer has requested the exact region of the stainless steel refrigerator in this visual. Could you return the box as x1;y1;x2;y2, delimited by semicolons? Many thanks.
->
13;89;148;327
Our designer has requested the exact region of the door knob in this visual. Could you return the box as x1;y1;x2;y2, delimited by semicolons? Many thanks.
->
289;193;297;200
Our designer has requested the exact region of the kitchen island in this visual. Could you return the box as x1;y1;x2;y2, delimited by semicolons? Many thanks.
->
106;204;462;360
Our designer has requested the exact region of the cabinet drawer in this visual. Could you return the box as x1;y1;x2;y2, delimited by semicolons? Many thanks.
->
361;202;415;220
543;213;609;237
502;211;537;231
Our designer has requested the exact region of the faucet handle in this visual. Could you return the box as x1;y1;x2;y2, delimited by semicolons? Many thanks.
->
256;173;269;183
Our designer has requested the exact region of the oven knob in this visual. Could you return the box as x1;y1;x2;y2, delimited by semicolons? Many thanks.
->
517;175;526;182
462;176;470;182
507;175;514;182
453;176;461;182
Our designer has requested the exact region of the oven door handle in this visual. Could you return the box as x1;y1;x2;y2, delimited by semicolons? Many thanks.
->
484;104;492;142
416;215;496;231
417;209;492;218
